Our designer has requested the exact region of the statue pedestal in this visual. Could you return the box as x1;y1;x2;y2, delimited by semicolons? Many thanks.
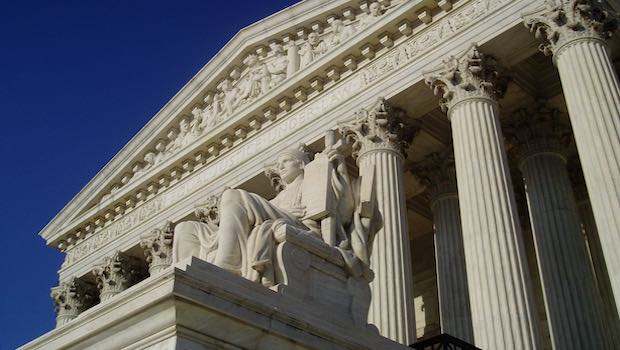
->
22;253;404;350
272;224;371;328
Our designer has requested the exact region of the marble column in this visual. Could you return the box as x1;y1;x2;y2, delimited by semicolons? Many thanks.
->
424;44;541;349
339;98;417;345
574;179;620;347
524;1;620;310
413;152;473;342
508;104;608;349
92;251;147;302
51;277;97;327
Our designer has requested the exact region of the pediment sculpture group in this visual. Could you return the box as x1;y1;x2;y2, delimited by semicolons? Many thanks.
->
99;2;388;203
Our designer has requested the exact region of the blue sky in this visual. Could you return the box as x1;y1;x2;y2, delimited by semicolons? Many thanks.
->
0;1;298;348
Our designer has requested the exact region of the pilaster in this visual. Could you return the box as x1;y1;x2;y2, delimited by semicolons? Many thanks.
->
424;44;541;349
339;98;417;345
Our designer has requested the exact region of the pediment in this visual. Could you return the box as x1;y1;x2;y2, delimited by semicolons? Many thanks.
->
41;0;456;248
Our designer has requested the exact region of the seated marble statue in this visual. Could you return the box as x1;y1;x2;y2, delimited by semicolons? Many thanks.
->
172;139;378;286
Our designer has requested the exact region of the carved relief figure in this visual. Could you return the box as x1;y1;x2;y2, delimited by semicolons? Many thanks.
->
299;32;328;69
164;128;180;154
199;99;218;131
172;135;379;286
237;54;270;105
329;19;355;47
266;44;289;87
189;109;203;138
359;2;383;28
134;152;157;177
176;117;193;148
220;79;240;116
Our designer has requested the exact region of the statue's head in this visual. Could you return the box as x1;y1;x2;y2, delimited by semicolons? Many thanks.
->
369;2;381;16
308;32;320;45
331;19;343;31
276;148;309;184
272;44;285;56
179;118;190;133
144;152;156;164
244;54;258;67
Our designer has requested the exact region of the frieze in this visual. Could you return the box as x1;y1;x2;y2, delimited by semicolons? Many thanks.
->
94;0;403;205
62;0;514;269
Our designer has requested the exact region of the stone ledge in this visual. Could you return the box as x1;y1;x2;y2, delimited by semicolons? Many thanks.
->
22;258;407;350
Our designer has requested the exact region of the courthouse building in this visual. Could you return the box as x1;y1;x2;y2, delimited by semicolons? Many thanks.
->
20;0;620;349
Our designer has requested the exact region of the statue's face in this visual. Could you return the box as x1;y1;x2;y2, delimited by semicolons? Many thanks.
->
180;120;190;132
370;3;380;16
144;152;155;164
277;153;304;184
308;32;319;45
246;55;258;66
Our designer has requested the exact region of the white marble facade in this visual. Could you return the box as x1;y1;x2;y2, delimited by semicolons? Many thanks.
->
22;0;620;349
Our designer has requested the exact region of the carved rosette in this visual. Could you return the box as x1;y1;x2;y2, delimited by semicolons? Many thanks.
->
140;221;175;274
504;101;571;168
411;151;457;206
51;277;98;327
423;44;508;113
523;0;618;57
338;98;418;160
92;251;147;302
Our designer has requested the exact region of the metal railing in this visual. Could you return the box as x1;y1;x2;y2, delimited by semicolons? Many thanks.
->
410;333;481;350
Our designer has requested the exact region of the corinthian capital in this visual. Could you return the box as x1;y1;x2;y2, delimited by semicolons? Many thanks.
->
424;44;508;112
92;251;147;302
140;221;174;275
523;0;618;56
51;277;97;327
504;100;571;164
338;97;418;159
411;151;457;204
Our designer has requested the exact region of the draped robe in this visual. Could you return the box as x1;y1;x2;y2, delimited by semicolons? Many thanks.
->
172;161;378;285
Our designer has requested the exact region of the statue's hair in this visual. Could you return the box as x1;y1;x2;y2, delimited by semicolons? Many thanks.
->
279;144;311;165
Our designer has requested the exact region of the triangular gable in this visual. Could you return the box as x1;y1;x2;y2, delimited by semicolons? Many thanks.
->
40;0;423;247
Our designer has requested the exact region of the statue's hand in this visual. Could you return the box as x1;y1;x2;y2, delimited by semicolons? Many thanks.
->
289;205;307;219
324;146;347;175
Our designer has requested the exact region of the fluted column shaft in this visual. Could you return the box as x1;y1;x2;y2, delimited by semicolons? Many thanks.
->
524;1;620;314
430;189;474;342
360;149;415;344
425;44;541;349
520;148;607;349
450;98;540;349
576;195;620;347
554;40;620;309
339;98;417;345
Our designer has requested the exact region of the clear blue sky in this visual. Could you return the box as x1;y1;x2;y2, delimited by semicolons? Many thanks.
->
0;1;298;348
